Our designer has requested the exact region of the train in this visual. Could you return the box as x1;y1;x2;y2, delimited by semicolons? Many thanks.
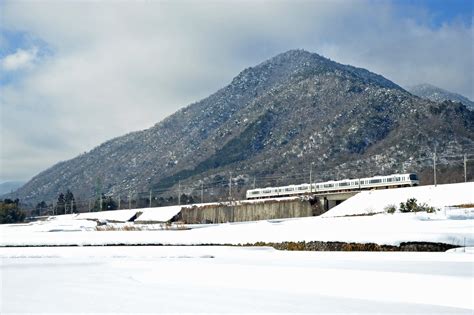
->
246;173;419;199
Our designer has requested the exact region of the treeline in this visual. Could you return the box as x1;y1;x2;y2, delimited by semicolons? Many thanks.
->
0;199;25;224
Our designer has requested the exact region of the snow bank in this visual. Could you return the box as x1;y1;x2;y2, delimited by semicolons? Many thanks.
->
135;205;182;223
323;182;474;217
76;209;138;222
1;211;473;247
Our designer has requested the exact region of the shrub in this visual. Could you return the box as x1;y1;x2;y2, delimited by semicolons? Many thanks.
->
385;204;397;214
399;198;418;213
399;198;438;213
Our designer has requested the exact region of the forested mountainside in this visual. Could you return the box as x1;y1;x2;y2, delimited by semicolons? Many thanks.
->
7;50;474;205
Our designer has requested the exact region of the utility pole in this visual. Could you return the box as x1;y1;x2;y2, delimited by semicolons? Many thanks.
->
118;194;121;210
88;199;91;212
178;181;181;205
253;177;256;189
433;149;437;187
100;194;103;211
201;182;204;204
149;190;152;208
229;172;232;201
464;154;467;182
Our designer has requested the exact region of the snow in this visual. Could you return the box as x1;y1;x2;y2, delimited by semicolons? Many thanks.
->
1;183;473;313
76;205;183;223
1;246;472;313
1;209;473;247
136;205;183;222
1;183;472;247
76;209;138;222
322;182;474;217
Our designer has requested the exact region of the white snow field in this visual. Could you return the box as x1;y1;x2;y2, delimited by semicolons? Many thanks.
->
1;183;473;313
1;183;473;247
323;182;474;217
1;246;473;314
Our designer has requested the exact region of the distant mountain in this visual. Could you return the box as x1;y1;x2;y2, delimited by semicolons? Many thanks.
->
6;50;474;205
408;83;474;110
0;181;25;196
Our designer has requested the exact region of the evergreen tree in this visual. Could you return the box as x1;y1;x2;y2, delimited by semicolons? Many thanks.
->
0;199;25;224
92;194;117;211
35;201;48;216
64;190;77;214
55;193;66;215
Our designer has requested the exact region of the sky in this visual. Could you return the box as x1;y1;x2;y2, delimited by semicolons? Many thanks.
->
0;0;473;183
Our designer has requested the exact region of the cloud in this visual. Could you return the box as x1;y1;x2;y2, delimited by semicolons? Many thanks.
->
0;0;472;182
1;47;38;71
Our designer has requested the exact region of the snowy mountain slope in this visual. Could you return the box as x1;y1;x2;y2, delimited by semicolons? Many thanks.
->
7;50;474;205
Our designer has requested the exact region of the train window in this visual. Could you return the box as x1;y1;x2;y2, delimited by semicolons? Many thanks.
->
386;178;393;182
395;177;400;181
323;184;333;188
409;174;418;180
299;186;308;190
285;188;294;192
263;190;271;193
250;191;260;195
369;179;381;184
340;182;349;186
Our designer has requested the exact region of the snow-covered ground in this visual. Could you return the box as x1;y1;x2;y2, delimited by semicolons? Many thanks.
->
1;183;473;313
323;182;474;217
1;183;473;247
1;246;472;313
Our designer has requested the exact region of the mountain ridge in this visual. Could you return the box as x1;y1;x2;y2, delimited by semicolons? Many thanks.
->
407;83;474;110
5;50;474;205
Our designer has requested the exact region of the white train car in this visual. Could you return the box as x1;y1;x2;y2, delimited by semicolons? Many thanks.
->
246;173;419;199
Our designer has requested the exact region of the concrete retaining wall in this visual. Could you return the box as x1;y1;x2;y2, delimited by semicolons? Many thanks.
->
179;197;324;224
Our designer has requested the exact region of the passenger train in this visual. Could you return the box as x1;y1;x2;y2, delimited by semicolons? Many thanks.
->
246;173;419;199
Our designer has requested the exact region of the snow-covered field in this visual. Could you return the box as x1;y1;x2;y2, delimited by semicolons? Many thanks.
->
1;183;473;313
1;208;473;247
323;182;474;217
1;183;473;247
1;246;473;313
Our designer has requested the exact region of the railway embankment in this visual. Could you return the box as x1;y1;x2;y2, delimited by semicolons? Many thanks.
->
178;197;323;224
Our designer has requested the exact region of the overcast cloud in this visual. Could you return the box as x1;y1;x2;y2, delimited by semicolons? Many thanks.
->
0;0;472;182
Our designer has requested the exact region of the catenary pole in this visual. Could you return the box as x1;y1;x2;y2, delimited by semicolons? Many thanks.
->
178;181;181;205
201;182;204;204
433;149;437;186
464;154;467;182
229;172;232;200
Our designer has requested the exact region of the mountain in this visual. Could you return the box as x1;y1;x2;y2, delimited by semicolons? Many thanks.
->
0;181;25;196
408;83;474;110
6;50;474;205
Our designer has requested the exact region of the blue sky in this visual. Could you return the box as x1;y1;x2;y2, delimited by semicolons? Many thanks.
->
393;0;472;27
0;0;473;183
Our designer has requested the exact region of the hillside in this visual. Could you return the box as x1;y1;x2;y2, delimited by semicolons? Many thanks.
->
408;83;474;110
6;50;474;205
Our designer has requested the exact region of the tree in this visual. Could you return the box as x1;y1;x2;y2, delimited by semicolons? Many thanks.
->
55;193;66;215
35;201;48;216
64;190;77;214
103;195;118;211
0;199;25;224
92;194;117;211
